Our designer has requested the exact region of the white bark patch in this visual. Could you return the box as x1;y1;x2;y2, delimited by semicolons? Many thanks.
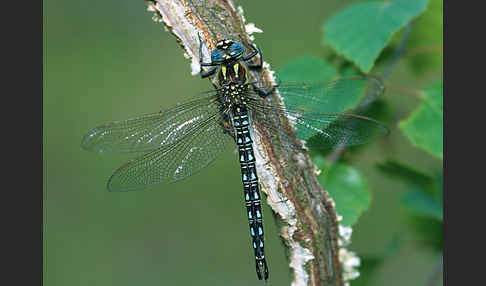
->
289;241;315;286
147;1;202;75
337;223;360;283
237;6;246;25
338;225;353;247
339;248;360;281
245;23;263;34
253;129;291;217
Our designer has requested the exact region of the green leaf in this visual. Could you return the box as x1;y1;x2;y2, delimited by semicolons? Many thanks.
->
436;169;443;205
377;160;434;188
276;56;338;83
314;156;371;226
378;159;443;214
402;188;443;221
407;0;443;74
399;80;443;159
406;214;442;251
401;172;443;251
323;0;429;73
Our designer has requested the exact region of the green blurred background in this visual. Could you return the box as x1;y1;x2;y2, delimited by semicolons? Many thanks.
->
43;0;442;285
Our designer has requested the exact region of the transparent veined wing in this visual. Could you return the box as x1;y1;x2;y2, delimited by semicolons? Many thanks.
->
106;112;234;191
251;76;384;114
81;90;223;154
245;76;389;150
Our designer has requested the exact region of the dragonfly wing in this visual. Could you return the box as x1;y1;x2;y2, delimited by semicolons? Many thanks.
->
249;76;384;114
107;113;234;191
245;76;388;150
81;92;221;154
287;112;389;149
250;108;388;150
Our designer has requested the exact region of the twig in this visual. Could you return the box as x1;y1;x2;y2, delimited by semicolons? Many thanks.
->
145;1;344;285
385;84;423;98
382;22;414;81
406;45;443;57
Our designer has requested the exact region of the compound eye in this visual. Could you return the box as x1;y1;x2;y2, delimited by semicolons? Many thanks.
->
230;42;244;56
211;49;225;63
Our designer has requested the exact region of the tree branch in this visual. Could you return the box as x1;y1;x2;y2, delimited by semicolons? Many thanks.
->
146;1;344;285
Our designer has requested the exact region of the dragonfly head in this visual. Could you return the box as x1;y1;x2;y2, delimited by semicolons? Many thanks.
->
211;39;244;64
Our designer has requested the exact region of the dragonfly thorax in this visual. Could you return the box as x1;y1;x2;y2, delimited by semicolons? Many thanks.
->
220;82;250;113
217;61;248;85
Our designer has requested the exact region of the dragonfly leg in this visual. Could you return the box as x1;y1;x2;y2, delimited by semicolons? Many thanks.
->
250;82;276;98
244;43;263;70
200;65;217;78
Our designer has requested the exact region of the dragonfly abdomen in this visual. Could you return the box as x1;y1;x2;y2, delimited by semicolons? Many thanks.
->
232;104;269;280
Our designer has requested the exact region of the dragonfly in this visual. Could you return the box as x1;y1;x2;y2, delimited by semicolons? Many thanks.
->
81;36;388;281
